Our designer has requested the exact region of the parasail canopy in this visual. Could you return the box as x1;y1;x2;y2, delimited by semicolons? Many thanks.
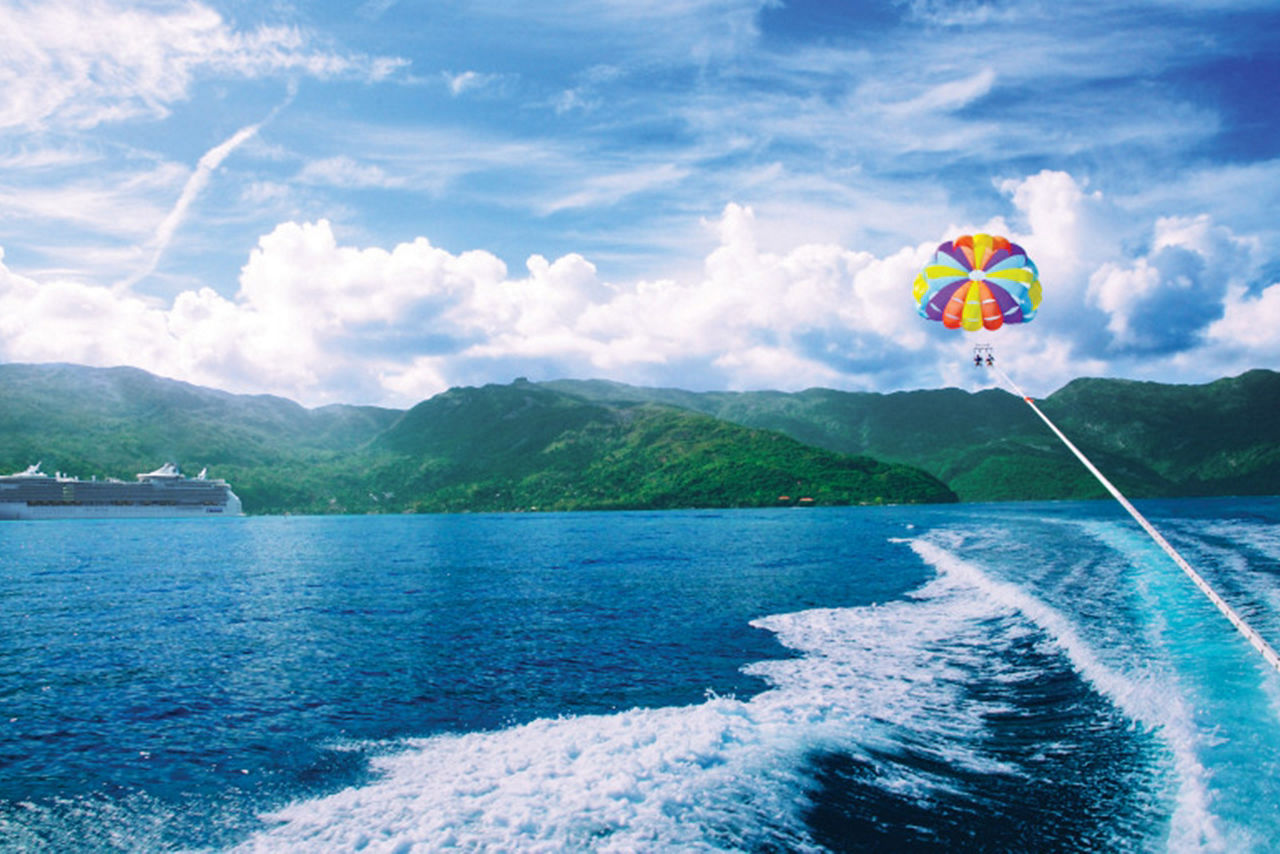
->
912;233;1041;332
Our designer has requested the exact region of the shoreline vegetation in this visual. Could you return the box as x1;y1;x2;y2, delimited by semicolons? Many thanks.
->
1;363;1276;515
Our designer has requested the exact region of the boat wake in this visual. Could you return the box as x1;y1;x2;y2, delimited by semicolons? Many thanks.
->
235;531;1201;852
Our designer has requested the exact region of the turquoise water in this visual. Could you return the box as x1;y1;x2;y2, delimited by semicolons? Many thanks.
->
2;499;1278;851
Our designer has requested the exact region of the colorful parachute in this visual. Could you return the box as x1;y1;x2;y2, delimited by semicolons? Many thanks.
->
912;233;1041;331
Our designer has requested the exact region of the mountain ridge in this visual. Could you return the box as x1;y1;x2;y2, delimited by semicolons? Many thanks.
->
544;368;1280;501
2;362;1275;511
0;364;955;513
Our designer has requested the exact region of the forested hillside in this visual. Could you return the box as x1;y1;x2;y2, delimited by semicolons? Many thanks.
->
545;370;1280;501
4;363;1273;511
0;365;954;513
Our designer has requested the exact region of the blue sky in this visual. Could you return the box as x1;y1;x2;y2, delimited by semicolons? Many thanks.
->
0;0;1277;406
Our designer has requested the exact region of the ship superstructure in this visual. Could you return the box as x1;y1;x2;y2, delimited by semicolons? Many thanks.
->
0;462;242;520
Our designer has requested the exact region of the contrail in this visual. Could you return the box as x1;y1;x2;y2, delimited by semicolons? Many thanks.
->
991;361;1280;675
117;90;294;292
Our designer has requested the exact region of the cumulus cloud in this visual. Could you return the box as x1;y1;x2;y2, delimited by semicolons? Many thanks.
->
0;251;168;366
0;171;1273;407
1086;215;1257;354
1206;282;1280;360
989;171;1269;379
0;205;921;405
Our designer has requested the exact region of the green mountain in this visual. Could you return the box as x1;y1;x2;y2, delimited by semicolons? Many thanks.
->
4;362;1273;511
1039;371;1280;498
544;369;1280;501
0;363;402;514
0;365;954;513
366;381;954;511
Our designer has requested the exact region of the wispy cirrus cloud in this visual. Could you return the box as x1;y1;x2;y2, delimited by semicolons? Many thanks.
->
117;120;266;290
540;163;692;214
356;0;400;20
454;0;778;64
0;0;406;132
880;68;998;116
0;166;181;241
297;156;405;189
443;70;504;96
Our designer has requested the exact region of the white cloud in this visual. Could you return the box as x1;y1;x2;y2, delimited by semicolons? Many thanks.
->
0;259;167;365
1206;282;1280;358
552;64;624;115
1000;169;1109;278
1083;213;1258;354
120;119;268;289
463;0;776;64
1;171;1275;407
241;181;292;206
989;171;1273;374
553;88;596;115
903;0;1021;26
0;206;906;405
713;345;844;390
444;71;501;96
287;122;566;200
0;175;177;242
1087;259;1161;341
357;0;400;20
297;156;404;189
0;145;100;170
882;68;998;117
0;0;406;132
541;163;692;213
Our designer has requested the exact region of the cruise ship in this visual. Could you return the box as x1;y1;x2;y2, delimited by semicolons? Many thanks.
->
0;462;243;520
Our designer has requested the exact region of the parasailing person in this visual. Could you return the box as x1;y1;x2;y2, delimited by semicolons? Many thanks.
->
909;232;1280;675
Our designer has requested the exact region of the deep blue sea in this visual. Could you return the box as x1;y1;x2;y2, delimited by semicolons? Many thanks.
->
3;498;1279;852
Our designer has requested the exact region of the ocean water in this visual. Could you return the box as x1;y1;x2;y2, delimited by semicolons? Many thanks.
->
2;498;1279;852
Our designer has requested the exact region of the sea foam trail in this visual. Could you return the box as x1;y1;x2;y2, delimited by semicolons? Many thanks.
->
241;699;821;853
1071;519;1280;852
233;596;986;852
235;536;1157;853
908;535;1224;852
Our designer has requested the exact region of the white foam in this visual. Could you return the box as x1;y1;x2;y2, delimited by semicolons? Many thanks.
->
235;543;1060;852
236;698;823;852
909;538;1162;724
238;533;1208;853
1078;518;1280;851
912;530;1230;852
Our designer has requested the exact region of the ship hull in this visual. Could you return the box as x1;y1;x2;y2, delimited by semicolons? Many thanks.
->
0;463;243;520
0;498;242;521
